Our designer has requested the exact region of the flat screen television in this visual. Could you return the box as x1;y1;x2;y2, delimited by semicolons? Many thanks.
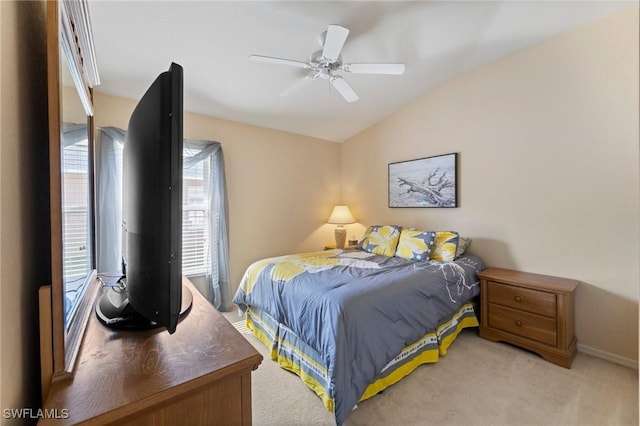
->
96;62;191;334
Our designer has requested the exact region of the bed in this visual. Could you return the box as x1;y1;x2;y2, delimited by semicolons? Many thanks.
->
233;227;485;425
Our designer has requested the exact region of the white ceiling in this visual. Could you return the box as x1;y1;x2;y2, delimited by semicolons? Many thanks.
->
89;1;631;142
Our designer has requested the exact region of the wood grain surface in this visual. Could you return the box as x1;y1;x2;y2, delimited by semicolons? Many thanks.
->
40;277;262;425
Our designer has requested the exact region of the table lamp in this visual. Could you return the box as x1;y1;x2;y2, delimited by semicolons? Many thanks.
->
328;205;355;248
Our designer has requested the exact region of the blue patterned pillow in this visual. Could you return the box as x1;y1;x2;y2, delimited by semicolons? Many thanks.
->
395;229;436;261
357;225;402;257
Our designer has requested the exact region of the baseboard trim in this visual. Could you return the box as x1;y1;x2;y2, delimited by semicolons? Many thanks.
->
577;343;638;369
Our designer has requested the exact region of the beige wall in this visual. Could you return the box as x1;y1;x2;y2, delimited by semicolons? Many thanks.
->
61;85;87;124
1;0;50;415
94;92;341;307
342;6;639;363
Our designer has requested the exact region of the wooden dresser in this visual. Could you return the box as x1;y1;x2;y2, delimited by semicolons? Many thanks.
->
477;268;579;368
40;278;262;425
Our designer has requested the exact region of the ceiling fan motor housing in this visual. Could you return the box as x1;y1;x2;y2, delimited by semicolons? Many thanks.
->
310;50;342;72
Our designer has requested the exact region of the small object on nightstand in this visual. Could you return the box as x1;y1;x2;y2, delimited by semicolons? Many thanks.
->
477;267;579;368
348;239;358;246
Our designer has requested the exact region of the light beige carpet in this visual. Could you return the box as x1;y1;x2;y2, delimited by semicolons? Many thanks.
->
226;313;638;426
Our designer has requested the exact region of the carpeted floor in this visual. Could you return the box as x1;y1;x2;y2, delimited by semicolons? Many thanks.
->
225;312;638;426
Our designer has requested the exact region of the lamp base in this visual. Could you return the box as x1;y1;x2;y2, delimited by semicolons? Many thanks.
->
334;228;347;248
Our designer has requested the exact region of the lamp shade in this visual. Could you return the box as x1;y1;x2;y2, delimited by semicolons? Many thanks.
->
328;205;355;225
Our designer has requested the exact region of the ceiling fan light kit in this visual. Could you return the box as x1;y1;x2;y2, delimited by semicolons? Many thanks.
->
249;24;405;103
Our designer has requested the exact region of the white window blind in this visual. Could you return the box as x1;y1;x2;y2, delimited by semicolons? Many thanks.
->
62;140;92;282
182;157;211;276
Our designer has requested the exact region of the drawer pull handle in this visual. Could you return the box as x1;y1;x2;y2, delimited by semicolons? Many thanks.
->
514;295;523;303
515;320;523;327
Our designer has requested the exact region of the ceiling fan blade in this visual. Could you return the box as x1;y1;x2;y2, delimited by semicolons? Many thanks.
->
330;76;359;103
343;63;406;75
281;75;315;97
249;55;310;69
322;25;349;62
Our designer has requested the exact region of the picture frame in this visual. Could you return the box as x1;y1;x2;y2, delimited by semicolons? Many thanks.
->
388;153;458;208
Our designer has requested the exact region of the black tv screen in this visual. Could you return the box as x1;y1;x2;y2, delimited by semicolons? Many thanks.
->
96;62;190;334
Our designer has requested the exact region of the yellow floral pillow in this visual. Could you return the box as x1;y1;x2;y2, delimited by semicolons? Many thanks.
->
395;229;436;261
430;231;460;262
357;225;402;257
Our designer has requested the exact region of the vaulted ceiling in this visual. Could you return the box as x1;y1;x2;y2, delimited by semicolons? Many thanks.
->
89;1;631;142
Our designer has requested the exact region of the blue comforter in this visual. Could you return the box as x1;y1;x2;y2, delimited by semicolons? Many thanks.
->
233;248;484;425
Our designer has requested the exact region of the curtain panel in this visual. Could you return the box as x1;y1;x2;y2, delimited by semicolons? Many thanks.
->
95;126;125;274
184;140;231;310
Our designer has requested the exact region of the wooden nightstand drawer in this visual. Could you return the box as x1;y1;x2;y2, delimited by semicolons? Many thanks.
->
488;281;556;317
488;303;556;346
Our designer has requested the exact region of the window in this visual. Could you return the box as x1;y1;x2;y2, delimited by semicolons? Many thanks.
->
110;141;212;277
62;136;92;322
97;128;229;307
182;157;211;276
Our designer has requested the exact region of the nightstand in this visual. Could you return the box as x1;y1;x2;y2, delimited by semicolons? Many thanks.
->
477;267;579;368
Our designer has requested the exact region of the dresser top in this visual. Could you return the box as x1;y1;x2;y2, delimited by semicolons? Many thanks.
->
477;267;580;293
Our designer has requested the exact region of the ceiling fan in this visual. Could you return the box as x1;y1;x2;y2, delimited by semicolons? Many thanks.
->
250;24;405;103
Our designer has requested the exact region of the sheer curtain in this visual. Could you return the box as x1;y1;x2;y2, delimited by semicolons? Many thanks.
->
95;127;125;274
183;141;230;310
95;128;230;309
